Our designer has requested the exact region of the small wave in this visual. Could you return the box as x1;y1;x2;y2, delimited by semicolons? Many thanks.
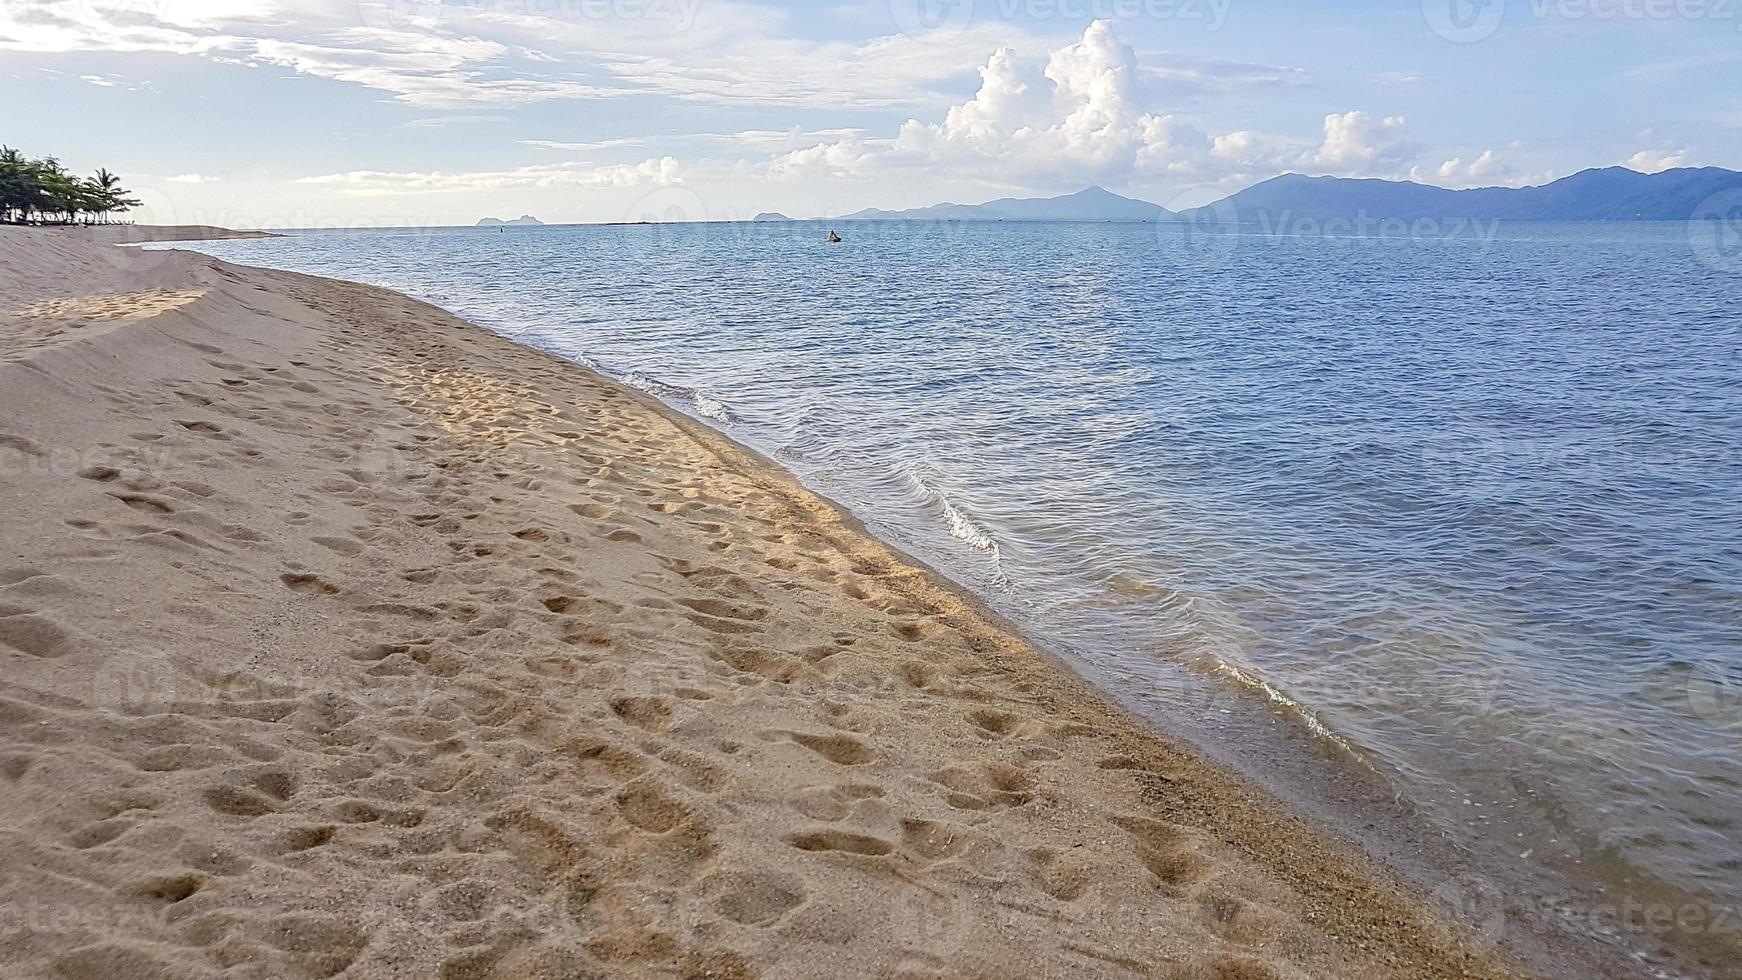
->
941;495;999;553
1207;657;1365;759
693;393;734;423
620;372;736;424
900;466;1002;558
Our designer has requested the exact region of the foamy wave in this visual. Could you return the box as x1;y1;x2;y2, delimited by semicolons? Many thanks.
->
901;466;1002;558
621;371;664;395
620;372;735;424
1208;657;1363;757
693;393;734;423
941;495;999;553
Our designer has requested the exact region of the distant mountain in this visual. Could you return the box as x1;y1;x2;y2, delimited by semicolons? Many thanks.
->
753;212;792;221
477;215;545;226
1189;167;1742;223
844;186;1173;222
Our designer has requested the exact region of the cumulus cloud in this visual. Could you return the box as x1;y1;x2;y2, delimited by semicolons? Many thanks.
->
1314;111;1413;170
770;21;1435;195
769;137;876;179
1624;147;1688;173
1410;150;1506;188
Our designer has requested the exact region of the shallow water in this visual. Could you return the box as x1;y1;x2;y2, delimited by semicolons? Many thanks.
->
176;220;1742;916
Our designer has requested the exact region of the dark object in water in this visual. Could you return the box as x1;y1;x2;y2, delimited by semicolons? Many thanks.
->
827;230;842;244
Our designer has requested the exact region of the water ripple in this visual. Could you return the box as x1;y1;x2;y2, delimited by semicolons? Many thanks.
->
180;220;1742;907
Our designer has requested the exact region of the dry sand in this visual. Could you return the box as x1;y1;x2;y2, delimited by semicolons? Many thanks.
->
0;226;1526;979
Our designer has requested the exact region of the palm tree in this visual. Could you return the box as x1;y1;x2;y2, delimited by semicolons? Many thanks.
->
35;157;81;223
0;146;141;225
90;167;130;223
0;146;26;223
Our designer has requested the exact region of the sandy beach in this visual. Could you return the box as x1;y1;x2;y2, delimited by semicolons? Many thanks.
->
0;226;1529;979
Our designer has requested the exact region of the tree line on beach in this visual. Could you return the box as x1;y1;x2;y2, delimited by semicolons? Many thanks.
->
0;145;141;225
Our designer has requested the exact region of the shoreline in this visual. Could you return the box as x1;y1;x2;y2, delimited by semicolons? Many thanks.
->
519;320;1742;980
123;224;1742;978
141;225;1742;979
0;225;1717;977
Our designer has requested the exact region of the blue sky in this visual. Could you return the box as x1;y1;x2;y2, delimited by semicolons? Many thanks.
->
4;0;1738;226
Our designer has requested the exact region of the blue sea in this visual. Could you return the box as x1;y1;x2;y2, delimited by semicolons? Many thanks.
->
171;220;1741;921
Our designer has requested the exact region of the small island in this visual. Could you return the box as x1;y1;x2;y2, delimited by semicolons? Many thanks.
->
753;212;792;222
476;215;545;226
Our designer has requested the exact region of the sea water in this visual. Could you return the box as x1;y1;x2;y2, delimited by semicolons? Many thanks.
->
173;219;1741;925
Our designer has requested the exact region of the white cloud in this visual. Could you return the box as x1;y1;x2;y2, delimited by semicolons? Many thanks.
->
166;174;220;183
1140;55;1310;95
1425;150;1505;187
296;157;682;194
1624;147;1688;173
521;137;650;153
771;21;1438;197
0;0;1028;110
589;25;1028;110
1406;150;1556;189
245;31;630;107
1314;111;1413;170
769;137;877;179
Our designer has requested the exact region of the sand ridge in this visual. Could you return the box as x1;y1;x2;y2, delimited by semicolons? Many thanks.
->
0;227;1524;979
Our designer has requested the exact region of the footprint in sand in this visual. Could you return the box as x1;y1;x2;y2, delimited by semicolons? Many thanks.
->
705;869;807;927
782;732;876;766
609;695;673;732
926;762;1035;810
786;830;894;856
1114;815;1213;887
790;783;886;822
614;779;702;834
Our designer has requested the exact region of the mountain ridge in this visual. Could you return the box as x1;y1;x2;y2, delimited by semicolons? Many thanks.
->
1189;166;1742;222
843;185;1172;222
818;167;1741;223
